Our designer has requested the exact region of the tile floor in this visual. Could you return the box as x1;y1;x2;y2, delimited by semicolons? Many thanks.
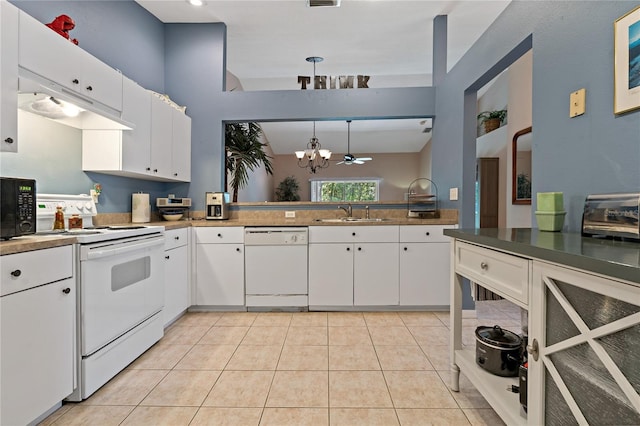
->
40;301;523;425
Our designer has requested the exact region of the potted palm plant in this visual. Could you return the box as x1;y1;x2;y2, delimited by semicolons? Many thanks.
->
275;176;301;201
477;109;507;134
225;122;274;202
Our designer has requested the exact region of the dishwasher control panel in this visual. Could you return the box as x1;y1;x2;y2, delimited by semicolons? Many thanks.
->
244;227;308;245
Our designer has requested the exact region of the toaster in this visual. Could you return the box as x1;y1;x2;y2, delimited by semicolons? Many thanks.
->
582;192;640;241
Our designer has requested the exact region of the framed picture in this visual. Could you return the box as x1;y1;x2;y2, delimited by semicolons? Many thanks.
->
614;5;640;114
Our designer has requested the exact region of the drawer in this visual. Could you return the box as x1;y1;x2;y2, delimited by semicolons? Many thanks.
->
399;225;456;243
195;226;244;244
455;241;530;305
309;225;399;243
165;228;189;250
1;245;73;297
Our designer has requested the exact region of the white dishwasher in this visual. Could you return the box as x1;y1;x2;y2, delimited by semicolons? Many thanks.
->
244;227;308;309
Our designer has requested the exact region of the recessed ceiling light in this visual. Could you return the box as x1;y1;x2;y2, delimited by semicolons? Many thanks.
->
187;0;205;6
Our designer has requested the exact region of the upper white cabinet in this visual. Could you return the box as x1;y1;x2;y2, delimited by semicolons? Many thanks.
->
1;0;19;152
18;10;122;112
82;78;191;182
399;225;455;307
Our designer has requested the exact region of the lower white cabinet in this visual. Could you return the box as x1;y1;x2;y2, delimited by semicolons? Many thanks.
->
163;228;190;325
308;226;399;307
195;227;245;306
0;246;76;425
399;225;455;307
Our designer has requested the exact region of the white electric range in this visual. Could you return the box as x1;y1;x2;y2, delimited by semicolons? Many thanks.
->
36;194;165;400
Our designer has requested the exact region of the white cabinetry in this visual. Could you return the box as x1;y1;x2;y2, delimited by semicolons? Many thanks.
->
450;240;530;425
195;227;245;307
18;10;122;112
82;78;191;182
1;0;19;152
163;228;190;326
308;226;399;307
529;261;640;425
0;245;76;426
399;225;455;307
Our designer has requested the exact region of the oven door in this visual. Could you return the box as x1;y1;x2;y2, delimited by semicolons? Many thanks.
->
79;234;164;356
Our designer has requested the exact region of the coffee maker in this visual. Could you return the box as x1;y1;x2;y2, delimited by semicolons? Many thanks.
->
206;192;230;220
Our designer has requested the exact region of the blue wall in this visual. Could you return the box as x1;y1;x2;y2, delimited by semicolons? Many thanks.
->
433;1;640;231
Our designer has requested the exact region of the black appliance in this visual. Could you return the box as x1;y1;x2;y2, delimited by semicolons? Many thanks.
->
1;177;36;240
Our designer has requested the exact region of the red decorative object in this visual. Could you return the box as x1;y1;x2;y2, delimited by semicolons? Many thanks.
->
45;15;78;45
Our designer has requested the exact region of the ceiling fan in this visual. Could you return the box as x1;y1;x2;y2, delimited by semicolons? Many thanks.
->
336;120;372;165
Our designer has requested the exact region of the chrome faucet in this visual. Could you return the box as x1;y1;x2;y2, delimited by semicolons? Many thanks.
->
365;205;370;219
338;203;353;217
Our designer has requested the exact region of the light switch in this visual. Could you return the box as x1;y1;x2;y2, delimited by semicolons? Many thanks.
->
570;88;586;117
449;187;458;201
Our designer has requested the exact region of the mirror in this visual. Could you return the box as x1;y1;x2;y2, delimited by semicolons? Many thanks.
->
512;126;532;204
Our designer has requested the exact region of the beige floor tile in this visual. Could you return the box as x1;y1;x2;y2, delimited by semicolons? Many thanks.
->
329;345;381;370
329;371;393;408
285;326;328;345
461;408;506;426
216;312;258;326
398;312;447;327
120;406;197;425
174;344;237;370
128;343;192;370
252;312;293;326
291;312;328;327
190;407;262;426
37;403;74;426
266;371;329;407
241;326;288;345
226;344;282;370
384;371;458;409
172;312;222;327
199;326;249;345
278;345;328;370
395;408;471;425
140;370;220;406
408;325;450;346
368;326;417;346
328;326;372;345
160;325;210;345
203;370;274;407
363;312;404;327
437;372;491;409
261;408;328;426
328;312;366;327
50;405;133;426
435;312;451;326
329;408;399;425
420;345;451;371
82;369;168;406
375;346;434;371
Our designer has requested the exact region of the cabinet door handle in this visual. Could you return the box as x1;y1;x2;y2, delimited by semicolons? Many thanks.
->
72;78;79;84
146;167;151;171
425;232;430;236
346;247;350;251
10;269;21;277
153;169;158;173
174;173;178;176
165;255;170;259
217;233;222;238
174;236;180;240
86;85;93;91
352;232;356;236
403;247;408;251
480;262;488;270
527;338;539;361
62;288;71;294
236;248;241;252
357;247;362;251
4;137;14;144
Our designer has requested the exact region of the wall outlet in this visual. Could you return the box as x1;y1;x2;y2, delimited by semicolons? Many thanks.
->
285;211;296;218
449;187;459;201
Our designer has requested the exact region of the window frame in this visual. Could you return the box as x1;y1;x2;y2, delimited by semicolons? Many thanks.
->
310;177;381;202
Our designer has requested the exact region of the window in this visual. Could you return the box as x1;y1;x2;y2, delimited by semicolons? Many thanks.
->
310;178;381;202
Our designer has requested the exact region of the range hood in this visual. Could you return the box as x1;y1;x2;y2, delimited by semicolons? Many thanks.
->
18;70;133;130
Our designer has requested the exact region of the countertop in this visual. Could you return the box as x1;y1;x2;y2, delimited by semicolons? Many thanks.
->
443;228;640;285
1;217;455;255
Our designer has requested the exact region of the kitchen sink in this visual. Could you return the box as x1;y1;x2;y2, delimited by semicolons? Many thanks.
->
314;217;393;223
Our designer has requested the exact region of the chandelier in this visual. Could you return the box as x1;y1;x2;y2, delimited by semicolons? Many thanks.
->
295;121;331;173
295;56;331;173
